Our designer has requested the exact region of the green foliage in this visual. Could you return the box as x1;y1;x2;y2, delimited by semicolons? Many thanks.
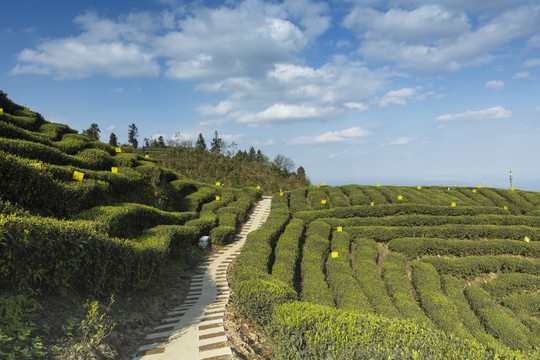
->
479;273;540;300
270;302;526;360
0;120;52;145
381;252;433;327
503;293;540;317
389;237;540;260
300;221;334;306
113;153;139;168
465;285;539;350
235;278;297;326
75;148;114;170
79;295;115;347
271;218;304;288
209;225;236;245
39;123;77;141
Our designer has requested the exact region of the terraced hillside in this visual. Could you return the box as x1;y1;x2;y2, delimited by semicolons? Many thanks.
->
233;184;540;359
0;94;262;358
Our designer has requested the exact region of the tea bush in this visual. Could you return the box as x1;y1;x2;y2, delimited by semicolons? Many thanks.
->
271;218;304;289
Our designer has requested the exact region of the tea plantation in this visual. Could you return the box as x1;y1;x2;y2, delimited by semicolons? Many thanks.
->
0;93;262;357
233;184;540;359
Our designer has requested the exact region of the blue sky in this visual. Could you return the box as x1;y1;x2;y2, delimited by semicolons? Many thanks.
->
2;0;540;189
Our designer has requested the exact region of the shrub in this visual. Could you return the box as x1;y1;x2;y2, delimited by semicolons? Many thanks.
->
424;256;540;279
271;218;304;289
503;293;540;317
381;252;433;327
235;278;297;326
479;273;540;300
0;138;83;167
465;285;538;350
269;302;526;360
182;186;217;212
0;121;51;145
327;187;348;208
138;224;200;257
75;148;114;170
307;187;328;210
53;138;88;154
184;212;218;237
289;187;308;214
39;123;76;141
300;221;334;306
209;225;236;245
113;153;139;168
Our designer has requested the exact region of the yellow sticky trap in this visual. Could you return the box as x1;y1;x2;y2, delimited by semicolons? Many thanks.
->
279;191;284;197
525;236;530;243
392;184;395;186
216;196;220;201
321;199;327;205
216;182;221;186
0;108;3;113
115;147;122;153
417;186;421;189
337;226;342;232
331;252;338;258
145;154;149;158
317;184;320;188
256;185;261;190
73;171;84;181
422;234;424;238
398;195;403;200
511;187;515;191
322;182;326;186
376;183;380;187
24;107;29;111
370;202;375;206
476;185;481;188
484;185;487;188
472;189;477;193
111;167;118;173
451;202;456;207
441;184;444;187
504;205;508;211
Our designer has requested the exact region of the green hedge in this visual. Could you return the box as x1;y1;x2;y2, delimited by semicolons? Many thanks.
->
53;138;88;154
321;214;540;228
326;231;371;312
300;221;334;306
424;256;540;278
209;225;236;245
353;238;399;317
271;218;304;289
73;203;197;239
75;148;114;170
294;203;508;224
183;213;218;237
381;252;433;327
340;185;370;206
465;285;539;350
479;273;540;300
307;187;328;210
137;224;200;257
232;199;290;285
289;187;308;214
235;278;297;326
0;138;84;167
39;123;77;141
0;120;52;145
182;186;217;212
113;153;140;168
0;112;42;131
503;293;540;317
346;224;539;242
327;187;348;208
269;302;527;360
389;237;540;260
412;261;473;341
441;275;497;346
0;214;165;296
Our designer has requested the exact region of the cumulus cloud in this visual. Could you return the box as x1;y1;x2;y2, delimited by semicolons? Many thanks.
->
486;80;504;89
344;102;370;111
237;103;336;126
435;106;513;122
197;101;233;116
346;4;540;71
289;126;373;145
375;87;418;107
389;136;415;145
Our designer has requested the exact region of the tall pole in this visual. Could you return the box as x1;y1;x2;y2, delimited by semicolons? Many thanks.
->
509;169;513;189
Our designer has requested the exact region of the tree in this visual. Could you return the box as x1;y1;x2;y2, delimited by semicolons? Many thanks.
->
128;123;139;149
195;133;207;151
82;123;100;141
210;131;224;154
144;138;150;148
109;132;118;147
256;149;268;165
273;154;295;175
297;166;306;179
157;135;166;148
248;146;256;161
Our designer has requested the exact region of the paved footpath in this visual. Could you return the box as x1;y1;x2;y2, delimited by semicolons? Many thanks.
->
133;196;272;360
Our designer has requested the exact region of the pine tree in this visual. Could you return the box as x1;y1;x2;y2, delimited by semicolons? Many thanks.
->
297;166;306;179
109;133;118;147
128;124;139;149
196;133;207;151
210;131;224;154
83;123;100;141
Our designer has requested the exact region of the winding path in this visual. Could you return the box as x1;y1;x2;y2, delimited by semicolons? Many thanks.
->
133;196;272;360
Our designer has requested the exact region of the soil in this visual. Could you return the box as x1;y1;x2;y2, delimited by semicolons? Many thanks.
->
14;243;273;360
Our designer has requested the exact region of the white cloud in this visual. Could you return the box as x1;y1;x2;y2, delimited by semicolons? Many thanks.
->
289;126;373;145
513;71;531;79
375;87;418;107
486;80;504;89
253;139;276;146
524;58;540;67
237;103;336;126
344;102;369;111
389;136;415;145
347;4;540;71
435;106;513;122
197;101;233;116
